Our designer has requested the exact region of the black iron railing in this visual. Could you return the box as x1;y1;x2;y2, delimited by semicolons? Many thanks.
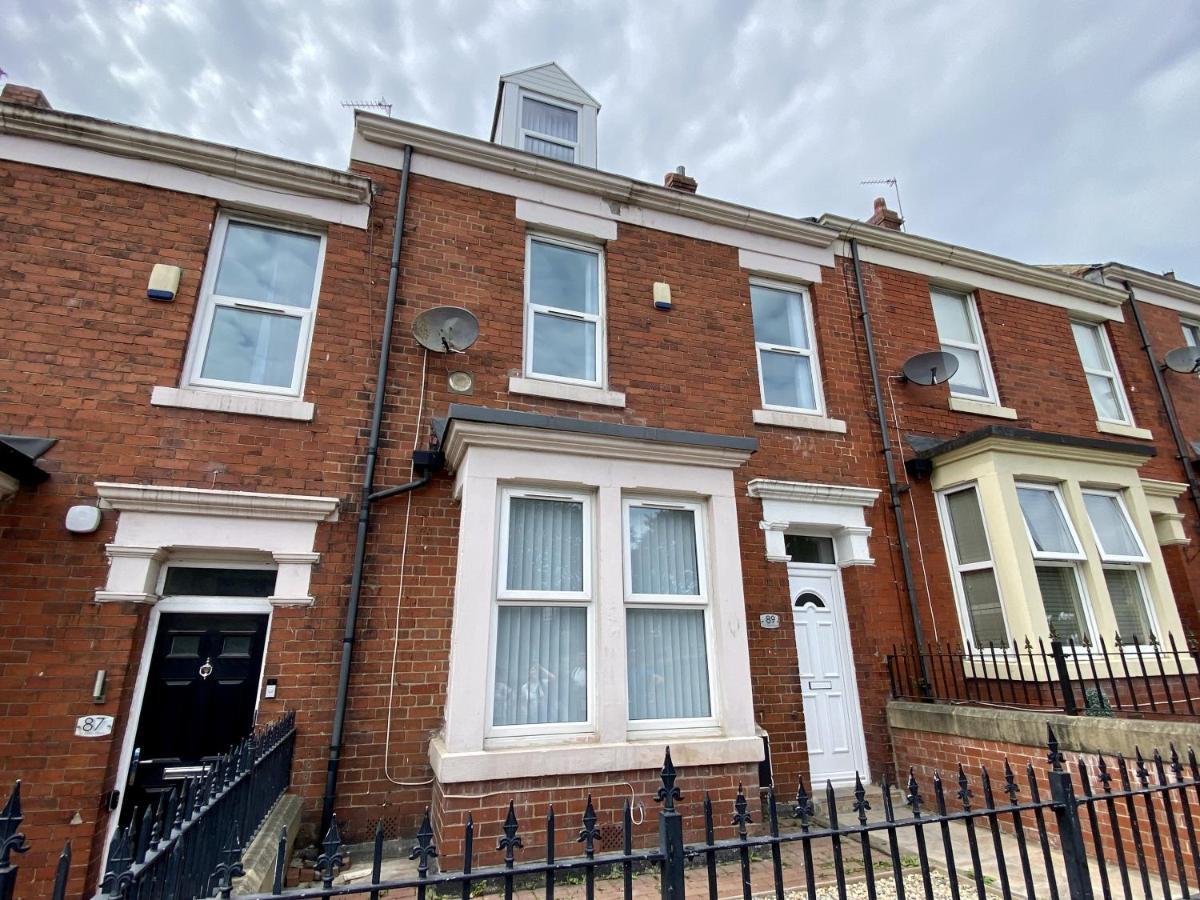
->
888;632;1200;717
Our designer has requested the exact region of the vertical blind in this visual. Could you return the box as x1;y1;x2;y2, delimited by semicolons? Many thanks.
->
628;506;700;595
626;608;710;720
493;606;587;726
1104;568;1153;643
506;497;584;592
522;98;578;141
1035;566;1088;643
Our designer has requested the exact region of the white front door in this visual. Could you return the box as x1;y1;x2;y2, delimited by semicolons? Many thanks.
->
788;563;869;786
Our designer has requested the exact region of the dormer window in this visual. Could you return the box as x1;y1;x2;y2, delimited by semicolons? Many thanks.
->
521;96;579;163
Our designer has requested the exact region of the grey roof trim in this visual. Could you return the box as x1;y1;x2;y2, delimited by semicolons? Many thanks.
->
444;404;757;453
910;425;1155;460
0;434;56;485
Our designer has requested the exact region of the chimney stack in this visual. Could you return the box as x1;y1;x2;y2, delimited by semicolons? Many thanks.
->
664;165;698;194
0;84;51;109
867;196;903;230
1163;271;1177;281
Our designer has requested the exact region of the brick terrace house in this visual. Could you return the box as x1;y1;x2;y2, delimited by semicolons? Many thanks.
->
2;64;1199;894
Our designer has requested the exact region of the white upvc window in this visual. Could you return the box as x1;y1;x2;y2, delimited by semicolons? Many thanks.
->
1183;321;1200;351
520;94;580;163
937;484;1010;648
1015;483;1095;645
1071;321;1133;424
489;487;593;736
931;288;999;403
524;234;605;387
1081;489;1158;645
750;281;825;415
623;498;715;729
184;214;326;397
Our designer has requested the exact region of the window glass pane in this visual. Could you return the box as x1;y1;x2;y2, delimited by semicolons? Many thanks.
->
1035;566;1088;643
522;98;578;142
626;608;710;720
961;570;1008;646
784;535;836;565
751;286;809;348
524;136;575;162
162;567;277;597
1086;373;1125;421
1071;322;1108;371
945;488;991;565
759;350;817;410
629;507;700;596
530;241;598;315
531;313;597;381
931;290;974;343
1104;568;1154;644
506;497;584;592
942;345;989;397
1184;324;1200;349
1017;487;1079;555
214;223;321;309
493;606;587;726
1083;494;1142;558
201;306;301;387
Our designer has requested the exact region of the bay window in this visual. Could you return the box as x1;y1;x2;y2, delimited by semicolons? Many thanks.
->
1082;490;1157;644
1015;483;1093;644
524;234;604;386
938;485;1009;647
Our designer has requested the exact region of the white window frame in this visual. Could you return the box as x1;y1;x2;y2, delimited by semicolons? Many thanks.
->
519;91;581;163
622;496;719;732
935;483;1012;650
1071;321;1134;425
183;212;326;398
931;287;1000;404
523;233;606;388
1081;488;1160;646
750;278;826;416
486;486;595;740
1182;321;1200;351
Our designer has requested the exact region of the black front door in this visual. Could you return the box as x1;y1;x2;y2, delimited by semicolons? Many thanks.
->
121;613;269;823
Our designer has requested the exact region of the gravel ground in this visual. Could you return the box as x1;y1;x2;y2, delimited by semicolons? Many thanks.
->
772;869;959;900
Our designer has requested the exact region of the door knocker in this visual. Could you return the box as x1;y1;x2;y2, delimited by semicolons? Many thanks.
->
198;657;213;680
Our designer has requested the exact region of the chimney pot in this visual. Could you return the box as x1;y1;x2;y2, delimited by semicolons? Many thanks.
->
867;196;903;231
664;166;698;194
1163;271;1177;281
1;84;52;109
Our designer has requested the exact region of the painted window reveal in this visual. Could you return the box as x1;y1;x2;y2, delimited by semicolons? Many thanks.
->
525;235;604;386
940;485;1009;647
930;288;999;403
521;96;579;162
493;490;591;728
751;282;824;414
1082;490;1157;644
187;216;325;396
624;500;712;722
1071;321;1133;424
1015;484;1092;644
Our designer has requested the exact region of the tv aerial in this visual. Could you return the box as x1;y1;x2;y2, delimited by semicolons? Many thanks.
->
1164;345;1200;375
413;307;479;354
901;350;959;386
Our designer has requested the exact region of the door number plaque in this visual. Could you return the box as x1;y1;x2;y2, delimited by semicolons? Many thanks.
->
759;613;781;629
75;715;114;737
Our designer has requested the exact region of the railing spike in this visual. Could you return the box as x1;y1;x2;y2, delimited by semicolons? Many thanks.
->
794;777;814;825
408;806;438;878
852;772;870;825
0;780;30;868
654;746;682;810
956;763;972;810
497;800;523;864
1047;724;1063;771
577;794;600;856
905;767;923;817
732;782;752;835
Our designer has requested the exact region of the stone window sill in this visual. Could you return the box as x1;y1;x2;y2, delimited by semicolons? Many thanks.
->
508;376;626;408
752;408;847;433
151;386;315;421
1096;420;1153;440
948;396;1018;420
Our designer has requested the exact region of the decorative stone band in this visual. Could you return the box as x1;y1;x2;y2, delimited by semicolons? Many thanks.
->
93;483;340;606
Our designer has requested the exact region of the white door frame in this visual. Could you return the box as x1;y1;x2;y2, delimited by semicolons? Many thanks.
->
788;560;870;785
101;595;274;863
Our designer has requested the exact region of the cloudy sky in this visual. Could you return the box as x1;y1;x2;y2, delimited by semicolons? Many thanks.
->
7;1;1198;277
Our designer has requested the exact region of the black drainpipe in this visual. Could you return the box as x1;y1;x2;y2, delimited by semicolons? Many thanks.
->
848;237;930;687
1120;278;1200;530
321;144;439;835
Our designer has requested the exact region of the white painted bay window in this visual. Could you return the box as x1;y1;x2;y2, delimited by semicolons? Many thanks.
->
938;485;1009;647
931;288;998;403
1082;490;1157;644
186;214;325;396
624;500;712;724
1071;321;1133;424
751;281;824;414
524;234;604;386
1015;483;1093;644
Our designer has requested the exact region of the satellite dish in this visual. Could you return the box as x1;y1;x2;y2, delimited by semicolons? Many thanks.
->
413;307;479;353
901;350;960;386
1164;346;1200;375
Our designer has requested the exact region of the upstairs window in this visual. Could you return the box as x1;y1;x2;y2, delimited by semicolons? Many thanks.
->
750;281;824;414
931;288;999;403
1082;490;1156;644
1183;321;1200;353
524;234;604;386
1016;483;1092;644
1071;321;1133;424
186;215;325;396
939;485;1009;647
521;96;579;163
